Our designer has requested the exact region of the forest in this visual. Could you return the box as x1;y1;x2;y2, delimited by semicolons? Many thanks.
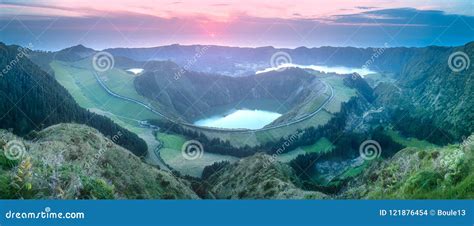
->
0;43;148;157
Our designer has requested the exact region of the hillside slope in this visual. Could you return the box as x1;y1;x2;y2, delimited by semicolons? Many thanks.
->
339;134;474;199
0;42;147;156
134;66;325;121
375;42;474;144
28;44;96;74
0;124;198;199
206;154;327;199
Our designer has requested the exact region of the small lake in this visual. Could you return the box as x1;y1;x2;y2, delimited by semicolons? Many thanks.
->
255;63;375;76
194;109;281;129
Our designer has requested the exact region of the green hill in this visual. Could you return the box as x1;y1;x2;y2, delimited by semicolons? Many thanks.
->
374;42;474;144
205;153;327;199
0;124;198;199
134;66;326;122
340;134;474;199
0;43;147;156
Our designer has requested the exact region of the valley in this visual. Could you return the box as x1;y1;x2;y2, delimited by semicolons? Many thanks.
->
0;40;472;199
46;57;356;176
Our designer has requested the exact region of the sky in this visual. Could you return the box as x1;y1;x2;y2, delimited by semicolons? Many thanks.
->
0;0;473;50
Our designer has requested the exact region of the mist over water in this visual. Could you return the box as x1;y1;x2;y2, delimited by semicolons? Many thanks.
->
194;109;281;129
126;68;144;75
255;63;375;76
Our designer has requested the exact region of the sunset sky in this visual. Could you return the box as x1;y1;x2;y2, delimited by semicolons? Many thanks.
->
1;0;473;50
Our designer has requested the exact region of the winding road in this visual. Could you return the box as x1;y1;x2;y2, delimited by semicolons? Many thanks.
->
93;71;334;133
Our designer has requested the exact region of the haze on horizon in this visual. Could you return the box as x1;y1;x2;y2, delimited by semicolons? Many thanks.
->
0;0;473;50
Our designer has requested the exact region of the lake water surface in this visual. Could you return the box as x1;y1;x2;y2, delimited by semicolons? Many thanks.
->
193;64;370;129
194;109;281;129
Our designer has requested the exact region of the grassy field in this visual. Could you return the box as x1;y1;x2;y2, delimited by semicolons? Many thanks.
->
50;60;167;167
157;133;239;177
277;137;335;163
157;133;187;150
96;64;178;118
51;60;161;124
301;137;335;153
325;161;371;186
100;68;149;103
385;128;438;149
320;75;357;113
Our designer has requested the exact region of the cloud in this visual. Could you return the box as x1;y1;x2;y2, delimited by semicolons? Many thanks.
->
331;7;474;27
0;4;473;49
355;6;378;10
0;1;102;18
211;3;231;7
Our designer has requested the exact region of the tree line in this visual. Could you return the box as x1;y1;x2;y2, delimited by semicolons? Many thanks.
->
0;43;148;157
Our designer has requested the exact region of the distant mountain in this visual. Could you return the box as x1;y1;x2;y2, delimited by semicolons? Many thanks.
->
53;44;96;62
32;42;470;77
0;43;147;156
104;44;424;76
28;44;97;75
